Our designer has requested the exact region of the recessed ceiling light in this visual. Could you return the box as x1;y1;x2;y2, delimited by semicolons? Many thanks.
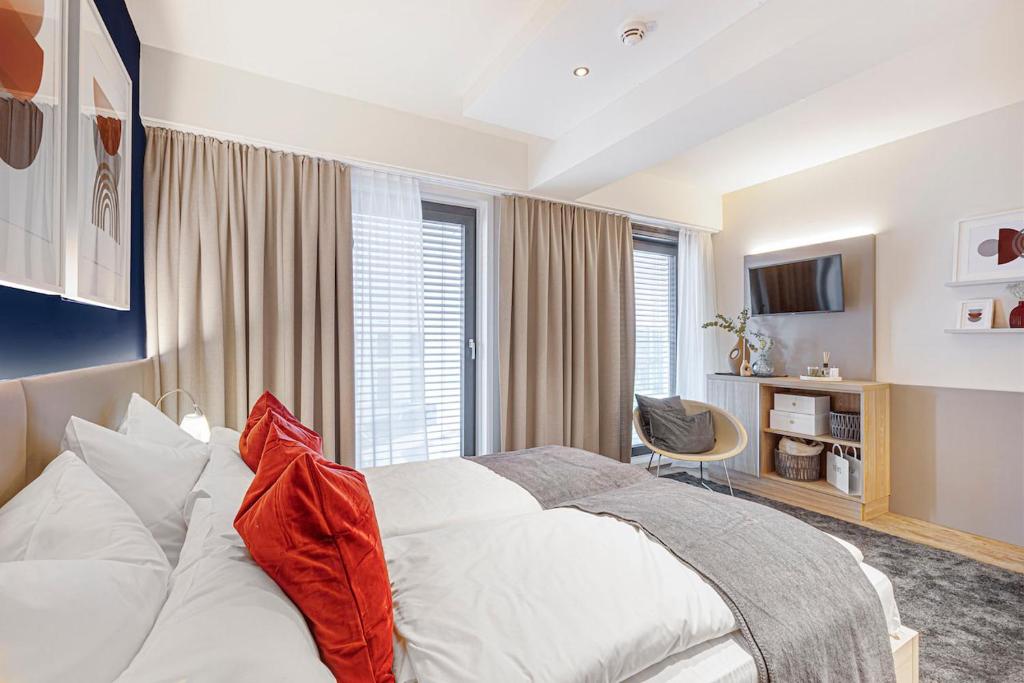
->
572;66;590;78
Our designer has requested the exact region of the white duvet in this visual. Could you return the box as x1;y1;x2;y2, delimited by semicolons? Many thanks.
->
383;491;902;683
364;456;541;537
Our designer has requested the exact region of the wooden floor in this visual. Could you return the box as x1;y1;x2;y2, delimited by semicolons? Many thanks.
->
860;512;1024;574
642;459;1024;574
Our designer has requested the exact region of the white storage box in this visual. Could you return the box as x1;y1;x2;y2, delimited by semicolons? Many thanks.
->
773;393;830;415
770;409;830;436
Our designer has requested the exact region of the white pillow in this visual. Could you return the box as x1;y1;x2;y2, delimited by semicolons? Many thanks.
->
62;416;210;565
176;427;254;573
0;453;170;683
117;432;332;682
120;392;203;450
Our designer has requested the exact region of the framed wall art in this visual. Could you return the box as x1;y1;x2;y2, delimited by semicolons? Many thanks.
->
0;0;66;295
64;0;132;309
952;209;1024;285
956;298;994;330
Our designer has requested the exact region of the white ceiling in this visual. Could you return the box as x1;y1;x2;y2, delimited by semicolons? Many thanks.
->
127;0;1024;200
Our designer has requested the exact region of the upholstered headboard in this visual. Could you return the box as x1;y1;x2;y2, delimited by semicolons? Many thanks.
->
0;358;157;506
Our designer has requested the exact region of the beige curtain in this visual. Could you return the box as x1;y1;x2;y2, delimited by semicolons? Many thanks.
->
499;195;635;462
143;127;355;465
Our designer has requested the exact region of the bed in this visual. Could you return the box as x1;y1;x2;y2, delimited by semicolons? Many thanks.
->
0;359;920;682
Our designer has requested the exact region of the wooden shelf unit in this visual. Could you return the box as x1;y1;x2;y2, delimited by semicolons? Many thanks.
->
706;375;891;522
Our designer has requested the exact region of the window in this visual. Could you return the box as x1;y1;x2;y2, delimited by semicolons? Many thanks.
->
352;189;476;468
632;232;678;451
421;201;476;459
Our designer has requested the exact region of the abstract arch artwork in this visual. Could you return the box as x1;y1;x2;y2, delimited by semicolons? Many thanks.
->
66;0;132;309
90;78;122;245
954;210;1024;284
0;0;63;294
0;0;45;170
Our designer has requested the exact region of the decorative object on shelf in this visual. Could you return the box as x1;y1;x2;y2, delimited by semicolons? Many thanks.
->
799;373;843;381
957;298;994;330
64;0;134;309
951;209;1024;285
801;355;842;381
702;308;754;375
747;331;775;377
826;444;862;495
0;0;65;295
1008;282;1024;329
775;437;823;481
155;388;211;442
829;410;861;442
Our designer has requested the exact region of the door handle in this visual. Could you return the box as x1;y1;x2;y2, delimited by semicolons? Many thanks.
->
468;338;476;361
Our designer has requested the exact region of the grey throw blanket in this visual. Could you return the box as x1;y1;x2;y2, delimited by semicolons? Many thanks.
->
471;449;896;683
466;446;652;508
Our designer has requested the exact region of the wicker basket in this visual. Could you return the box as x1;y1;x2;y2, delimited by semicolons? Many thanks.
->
775;448;821;481
830;411;862;442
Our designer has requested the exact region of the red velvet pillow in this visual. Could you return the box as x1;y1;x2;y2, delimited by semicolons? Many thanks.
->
242;409;322;474
238;391;320;472
234;425;394;682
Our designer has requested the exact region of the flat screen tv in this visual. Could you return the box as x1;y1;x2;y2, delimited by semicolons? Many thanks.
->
748;254;844;315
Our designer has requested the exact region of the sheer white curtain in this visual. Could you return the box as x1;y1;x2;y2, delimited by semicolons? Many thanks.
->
676;229;719;401
351;169;428;468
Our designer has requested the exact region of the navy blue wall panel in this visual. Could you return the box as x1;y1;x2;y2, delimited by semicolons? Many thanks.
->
0;0;145;379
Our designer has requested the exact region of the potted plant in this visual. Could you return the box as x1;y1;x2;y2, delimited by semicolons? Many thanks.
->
747;331;776;377
702;309;755;376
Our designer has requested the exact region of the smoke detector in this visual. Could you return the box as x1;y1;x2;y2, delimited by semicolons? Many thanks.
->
618;20;654;46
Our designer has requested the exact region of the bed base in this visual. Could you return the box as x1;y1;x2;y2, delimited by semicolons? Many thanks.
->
891;626;920;683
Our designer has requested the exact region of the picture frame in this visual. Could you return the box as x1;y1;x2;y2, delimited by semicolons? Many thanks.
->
951;209;1024;285
62;0;133;310
957;298;994;330
0;0;66;296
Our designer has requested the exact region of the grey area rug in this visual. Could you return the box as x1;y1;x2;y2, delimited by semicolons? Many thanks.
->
667;471;1024;683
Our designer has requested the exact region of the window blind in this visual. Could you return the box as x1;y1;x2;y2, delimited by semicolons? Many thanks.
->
352;171;469;468
420;215;466;461
633;240;678;446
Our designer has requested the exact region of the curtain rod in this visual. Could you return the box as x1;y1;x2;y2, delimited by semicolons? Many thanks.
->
142;117;720;234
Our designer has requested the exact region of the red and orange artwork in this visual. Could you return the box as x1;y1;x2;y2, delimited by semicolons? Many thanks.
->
0;0;46;170
976;228;1024;266
91;78;122;244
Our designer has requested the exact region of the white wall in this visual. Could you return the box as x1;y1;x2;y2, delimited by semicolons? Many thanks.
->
716;102;1024;393
714;103;1024;543
140;47;527;189
579;172;722;231
140;47;723;230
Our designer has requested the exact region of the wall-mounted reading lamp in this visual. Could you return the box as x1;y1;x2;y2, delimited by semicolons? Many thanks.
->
155;388;211;443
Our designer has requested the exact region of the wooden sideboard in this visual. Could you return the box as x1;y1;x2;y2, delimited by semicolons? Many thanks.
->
706;374;891;522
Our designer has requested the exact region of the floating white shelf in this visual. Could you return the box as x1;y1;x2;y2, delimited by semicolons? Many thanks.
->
944;328;1024;334
944;277;1022;288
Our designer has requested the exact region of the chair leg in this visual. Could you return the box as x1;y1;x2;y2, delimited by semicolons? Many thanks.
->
647;451;655;473
699;462;713;493
722;461;735;496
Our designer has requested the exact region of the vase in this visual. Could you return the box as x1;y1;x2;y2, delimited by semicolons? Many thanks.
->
752;351;775;377
1010;301;1024;329
728;338;743;374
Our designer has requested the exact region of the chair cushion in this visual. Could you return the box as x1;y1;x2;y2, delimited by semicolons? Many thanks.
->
635;395;685;438
647;408;716;454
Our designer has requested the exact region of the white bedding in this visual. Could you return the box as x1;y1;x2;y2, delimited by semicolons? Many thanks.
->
385;507;901;683
0;453;171;683
117;428;333;681
101;442;900;683
364;455;541;537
